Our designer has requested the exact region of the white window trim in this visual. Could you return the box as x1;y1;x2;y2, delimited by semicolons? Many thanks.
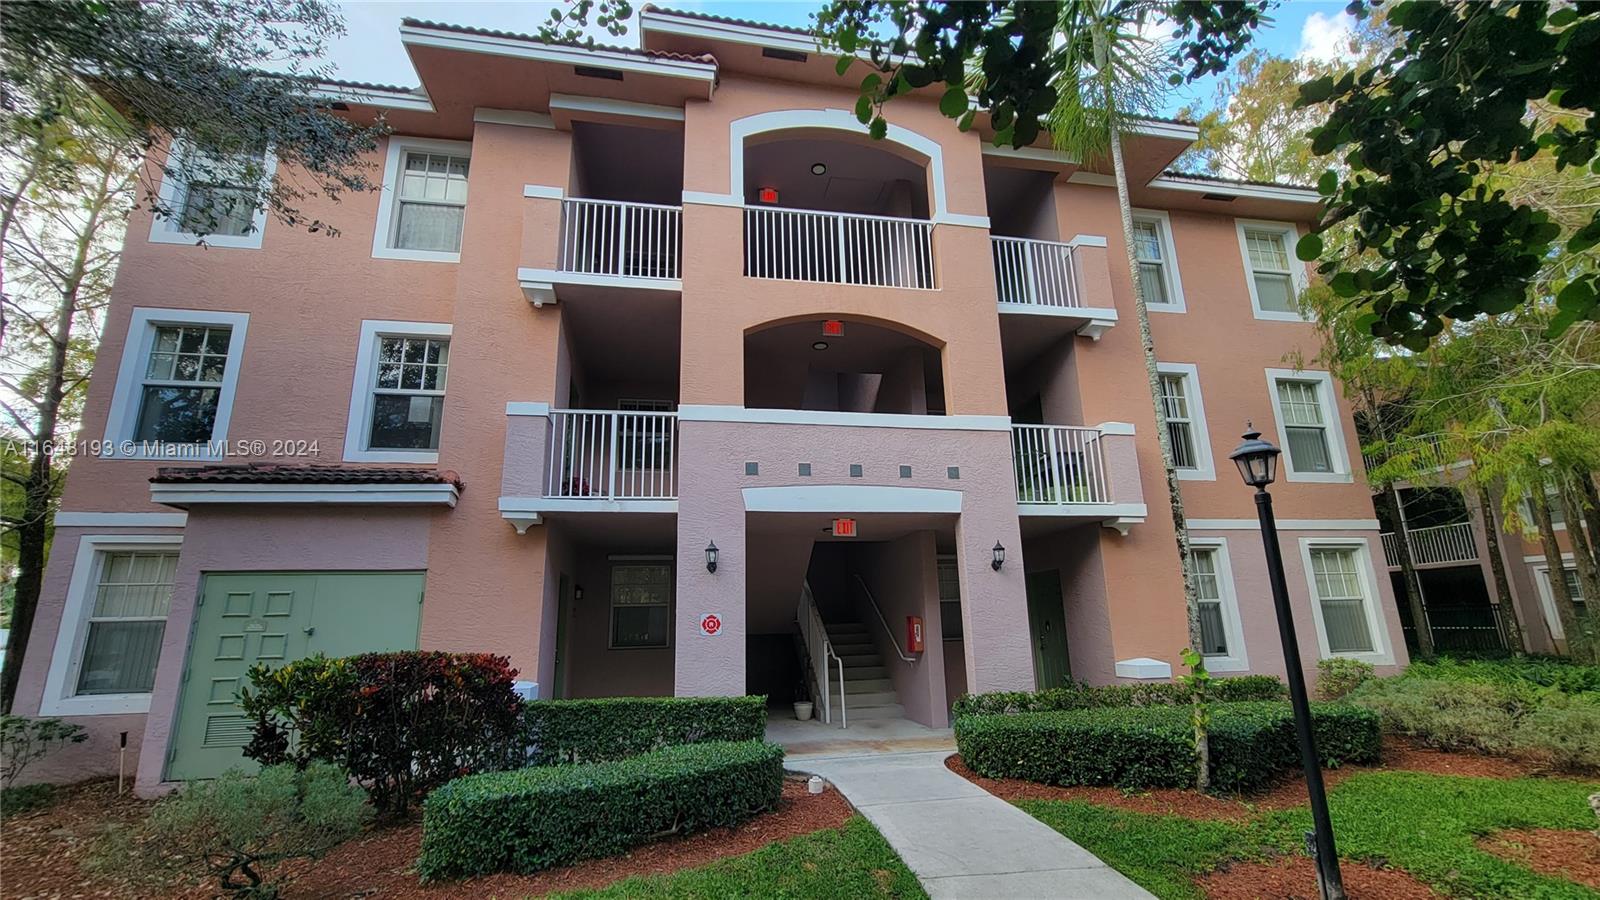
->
102;308;250;460
40;534;183;717
1298;537;1394;665
1131;209;1185;313
371;136;473;263
1189;537;1248;672
343;320;453;463
147;136;275;250
1156;361;1215;481
608;561;674;650
1235;218;1309;322
1521;490;1568;531
1265;368;1353;483
1531;557;1582;641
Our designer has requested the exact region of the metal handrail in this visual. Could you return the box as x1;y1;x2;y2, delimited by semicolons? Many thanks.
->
796;580;846;728
852;573;917;663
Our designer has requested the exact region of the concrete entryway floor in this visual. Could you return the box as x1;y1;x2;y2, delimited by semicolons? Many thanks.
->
766;710;955;759
789;750;1153;899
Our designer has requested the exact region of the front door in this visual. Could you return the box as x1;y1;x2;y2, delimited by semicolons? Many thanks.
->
553;574;571;699
1025;570;1071;689
166;571;423;781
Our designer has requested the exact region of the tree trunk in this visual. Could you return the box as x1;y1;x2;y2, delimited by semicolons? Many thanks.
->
1380;484;1434;659
1531;482;1593;663
1578;470;1600;573
1474;482;1525;654
1558;476;1600;660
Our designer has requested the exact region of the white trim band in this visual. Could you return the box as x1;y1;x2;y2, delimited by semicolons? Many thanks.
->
54;512;188;528
1187;518;1381;531
151;482;460;507
474;108;555;129
506;401;550;417
743;485;962;514
523;184;565;199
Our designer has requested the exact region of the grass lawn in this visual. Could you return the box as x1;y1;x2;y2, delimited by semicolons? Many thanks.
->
554;816;928;899
1021;771;1600;900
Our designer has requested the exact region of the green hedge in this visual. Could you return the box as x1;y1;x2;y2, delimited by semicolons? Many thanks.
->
522;695;767;766
418;740;784;880
1404;657;1600;695
956;701;1378;794
951;675;1285;720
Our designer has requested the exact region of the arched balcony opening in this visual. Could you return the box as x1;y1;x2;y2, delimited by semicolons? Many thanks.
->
744;317;946;416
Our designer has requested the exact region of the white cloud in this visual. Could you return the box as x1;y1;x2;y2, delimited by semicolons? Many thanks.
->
1297;11;1357;63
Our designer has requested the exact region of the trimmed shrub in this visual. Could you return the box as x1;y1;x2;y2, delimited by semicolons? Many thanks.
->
522;695;767;765
955;701;1377;794
1406;656;1600;695
418;740;784;880
1511;695;1600;770
239;651;524;817
1348;677;1523;754
952;675;1284;720
1317;657;1375;700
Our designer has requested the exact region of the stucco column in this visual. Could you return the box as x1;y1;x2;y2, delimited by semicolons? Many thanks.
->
674;419;746;695
955;431;1036;692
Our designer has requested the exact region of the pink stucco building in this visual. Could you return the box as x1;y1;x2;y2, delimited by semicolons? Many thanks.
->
15;9;1408;791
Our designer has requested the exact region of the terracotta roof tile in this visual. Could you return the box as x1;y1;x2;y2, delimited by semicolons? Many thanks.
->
640;4;815;37
1160;170;1319;192
152;464;462;489
401;17;718;65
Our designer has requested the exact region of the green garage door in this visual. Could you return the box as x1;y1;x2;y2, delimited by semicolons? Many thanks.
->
166;571;424;781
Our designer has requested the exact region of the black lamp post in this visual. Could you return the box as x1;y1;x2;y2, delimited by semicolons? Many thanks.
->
1229;426;1346;900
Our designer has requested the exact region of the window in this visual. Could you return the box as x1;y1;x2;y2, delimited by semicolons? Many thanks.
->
149;138;274;250
1308;547;1376;654
1131;211;1183;311
103;308;249;459
611;563;671;648
1236;220;1307;320
1535;564;1591;641
1266;369;1351;483
372;137;472;263
40;535;182;716
1522;488;1567;529
618;399;676;471
76;551;176;695
344;321;452;463
1156;363;1214;480
1188;540;1245;671
938;557;963;641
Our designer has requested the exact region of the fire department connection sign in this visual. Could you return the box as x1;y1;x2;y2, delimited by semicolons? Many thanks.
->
699;614;722;636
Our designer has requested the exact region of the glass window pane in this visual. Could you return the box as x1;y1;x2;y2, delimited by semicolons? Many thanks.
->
135;386;220;443
1138;261;1169;305
1132;221;1162;261
77;621;167;694
1311;549;1374;653
940;599;964;641
1246;229;1290;271
1276;381;1325;425
612;605;670;648
1254;272;1296;312
1199;600;1229;655
1286;426;1333;473
368;394;444;450
180;184;255;236
395;202;464;252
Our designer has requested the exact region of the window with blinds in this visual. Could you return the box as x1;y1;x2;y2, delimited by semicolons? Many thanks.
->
1191;548;1229;657
611;563;671;648
368;336;449;451
1159;373;1198;469
392;151;470;252
1132;218;1173;306
1276;379;1334;473
1309;548;1375;653
76;551;177;695
1244;227;1296;313
938;558;963;640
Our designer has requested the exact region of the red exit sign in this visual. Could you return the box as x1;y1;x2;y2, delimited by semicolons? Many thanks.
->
832;518;857;537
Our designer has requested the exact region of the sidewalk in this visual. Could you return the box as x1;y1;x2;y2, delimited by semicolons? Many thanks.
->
790;750;1153;899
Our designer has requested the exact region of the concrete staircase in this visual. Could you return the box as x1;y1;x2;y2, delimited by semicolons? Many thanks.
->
823;620;905;721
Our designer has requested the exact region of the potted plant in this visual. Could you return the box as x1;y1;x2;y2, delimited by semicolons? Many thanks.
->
793;677;814;721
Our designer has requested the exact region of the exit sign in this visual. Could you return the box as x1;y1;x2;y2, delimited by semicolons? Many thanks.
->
832;518;857;537
822;319;844;337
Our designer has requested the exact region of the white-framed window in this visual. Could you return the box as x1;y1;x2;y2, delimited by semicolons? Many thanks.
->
371;137;472;263
102;308;249;460
40;535;182;716
1188;538;1247;671
1521;487;1567;530
617;399;676;471
1299;538;1393;664
148;137;275;250
610;562;672;648
1531;559;1590;641
1131;210;1184;312
343;320;452;463
1155;362;1214;480
938;555;963;641
1265;368;1352;483
1235;219;1308;321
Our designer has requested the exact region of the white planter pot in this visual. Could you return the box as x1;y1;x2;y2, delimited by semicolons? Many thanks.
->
793;700;814;721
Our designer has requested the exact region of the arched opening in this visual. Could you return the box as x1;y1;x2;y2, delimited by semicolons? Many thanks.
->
744;317;946;415
742;132;931;218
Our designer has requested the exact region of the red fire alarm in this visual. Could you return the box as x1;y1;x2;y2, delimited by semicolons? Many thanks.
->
906;616;924;653
822;319;844;337
758;186;780;204
832;517;857;538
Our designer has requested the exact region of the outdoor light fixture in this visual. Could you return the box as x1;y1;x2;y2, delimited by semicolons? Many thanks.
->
811;162;827;175
1231;424;1346;900
705;540;719;574
574;585;584;601
1229;423;1281;488
991;542;1005;571
812;341;829;351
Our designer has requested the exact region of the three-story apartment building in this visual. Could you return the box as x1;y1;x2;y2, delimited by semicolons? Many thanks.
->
15;8;1407;791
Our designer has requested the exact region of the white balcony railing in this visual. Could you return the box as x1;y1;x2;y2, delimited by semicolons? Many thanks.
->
991;236;1080;308
743;206;935;289
546;409;678;500
1013;425;1112;505
558;198;682;281
1381;522;1479;568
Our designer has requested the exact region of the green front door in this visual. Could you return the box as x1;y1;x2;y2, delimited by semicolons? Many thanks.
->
166;571;423;781
1026;570;1072;689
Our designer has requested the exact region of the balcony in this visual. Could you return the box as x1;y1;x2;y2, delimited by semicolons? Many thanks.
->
500;407;679;531
743;206;935;290
519;197;684;305
991;236;1118;340
1012;423;1146;533
1381;522;1478;569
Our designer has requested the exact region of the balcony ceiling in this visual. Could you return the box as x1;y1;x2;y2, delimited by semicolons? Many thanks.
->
744;137;930;218
562;291;682;389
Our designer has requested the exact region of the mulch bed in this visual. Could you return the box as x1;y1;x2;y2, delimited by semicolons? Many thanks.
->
0;776;852;900
1478;828;1600;890
1196;858;1439;899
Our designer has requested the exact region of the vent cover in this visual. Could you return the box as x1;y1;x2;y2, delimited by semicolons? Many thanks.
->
762;47;808;63
574;65;624;81
203;715;253;748
1200;192;1236;202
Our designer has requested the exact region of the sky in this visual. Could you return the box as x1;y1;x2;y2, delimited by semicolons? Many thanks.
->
323;0;1364;117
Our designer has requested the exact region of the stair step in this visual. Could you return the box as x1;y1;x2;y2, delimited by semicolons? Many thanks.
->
825;622;868;635
839;653;880;666
829;641;877;655
827;689;898;707
843;664;889;679
839;703;906;721
838;678;894;694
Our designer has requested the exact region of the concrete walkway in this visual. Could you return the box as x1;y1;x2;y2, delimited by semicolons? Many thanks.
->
791;750;1153;900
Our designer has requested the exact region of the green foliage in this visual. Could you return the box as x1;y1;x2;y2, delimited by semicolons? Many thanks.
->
1176;648;1212;790
239;651;524;817
1407;655;1600;694
0;782;58;814
554;816;927;900
110;762;369;899
952;675;1285;720
1299;1;1600;346
955;701;1378;794
1316;657;1375;700
1350;676;1525;754
1513;695;1600;770
522;695;768;766
1019;800;1254;900
0;715;86;787
418;740;784;881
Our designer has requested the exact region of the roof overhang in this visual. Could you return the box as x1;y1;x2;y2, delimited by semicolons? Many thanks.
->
151;481;460;508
